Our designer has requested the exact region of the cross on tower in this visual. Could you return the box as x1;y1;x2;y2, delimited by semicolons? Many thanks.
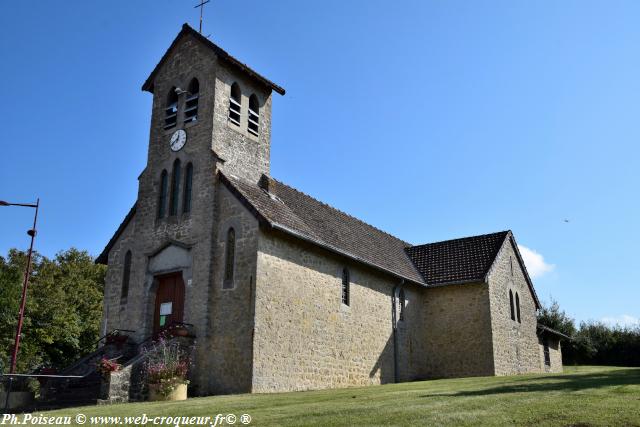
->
194;0;211;34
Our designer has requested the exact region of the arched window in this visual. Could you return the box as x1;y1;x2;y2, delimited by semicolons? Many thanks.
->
158;170;168;218
341;268;350;306
184;78;199;124
223;228;236;289
182;162;193;214
515;292;521;323
398;288;406;321
248;94;260;136
164;87;178;130
509;289;515;321
169;159;181;216
228;82;241;126
121;250;132;302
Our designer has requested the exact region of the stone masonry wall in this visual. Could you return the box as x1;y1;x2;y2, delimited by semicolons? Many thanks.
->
252;230;425;393
538;336;563;373
102;215;136;334
487;238;541;375
422;283;495;378
201;183;260;395
213;63;272;182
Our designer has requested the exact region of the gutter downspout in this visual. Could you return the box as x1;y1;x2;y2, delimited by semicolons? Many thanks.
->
392;279;404;383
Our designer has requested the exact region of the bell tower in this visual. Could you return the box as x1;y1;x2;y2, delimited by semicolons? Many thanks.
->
141;24;285;185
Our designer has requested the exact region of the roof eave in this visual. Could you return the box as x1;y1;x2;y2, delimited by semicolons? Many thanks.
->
270;222;426;287
537;324;571;340
426;278;486;288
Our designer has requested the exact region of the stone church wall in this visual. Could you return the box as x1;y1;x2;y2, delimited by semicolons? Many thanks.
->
252;231;426;392
487;239;542;375
422;282;495;378
213;63;272;183
102;214;137;334
538;336;563;373
200;183;260;395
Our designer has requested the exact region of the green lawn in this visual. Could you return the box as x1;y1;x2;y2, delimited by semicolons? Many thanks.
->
39;366;639;426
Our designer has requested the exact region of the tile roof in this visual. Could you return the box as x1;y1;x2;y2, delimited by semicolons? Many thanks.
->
142;24;285;95
405;231;509;286
97;175;540;309
537;324;571;340
220;173;426;285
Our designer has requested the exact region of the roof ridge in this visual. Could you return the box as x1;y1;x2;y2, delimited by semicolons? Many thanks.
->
268;176;413;247
409;230;511;249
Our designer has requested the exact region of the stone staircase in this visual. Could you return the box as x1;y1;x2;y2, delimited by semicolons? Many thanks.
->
38;330;138;409
37;324;196;409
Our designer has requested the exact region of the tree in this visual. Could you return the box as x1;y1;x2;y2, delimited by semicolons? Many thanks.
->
0;248;105;374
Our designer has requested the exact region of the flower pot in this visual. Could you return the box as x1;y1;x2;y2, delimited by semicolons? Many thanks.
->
171;328;189;337
148;382;188;401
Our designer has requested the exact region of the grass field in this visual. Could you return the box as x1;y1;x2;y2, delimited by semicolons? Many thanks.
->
39;366;640;426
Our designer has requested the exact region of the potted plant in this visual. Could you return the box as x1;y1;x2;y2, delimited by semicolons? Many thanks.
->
96;357;122;379
168;323;189;337
144;338;191;401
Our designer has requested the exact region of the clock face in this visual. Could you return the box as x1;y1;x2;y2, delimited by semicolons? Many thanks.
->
170;129;187;152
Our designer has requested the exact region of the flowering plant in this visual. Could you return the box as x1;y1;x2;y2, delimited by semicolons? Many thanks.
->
96;357;121;378
144;337;191;397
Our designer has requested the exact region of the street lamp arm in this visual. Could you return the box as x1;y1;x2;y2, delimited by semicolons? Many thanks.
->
0;201;38;208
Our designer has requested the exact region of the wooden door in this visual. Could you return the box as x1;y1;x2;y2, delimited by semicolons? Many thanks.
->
153;273;185;335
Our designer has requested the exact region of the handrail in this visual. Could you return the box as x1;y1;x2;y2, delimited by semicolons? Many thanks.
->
93;329;136;349
57;329;135;377
1;374;83;379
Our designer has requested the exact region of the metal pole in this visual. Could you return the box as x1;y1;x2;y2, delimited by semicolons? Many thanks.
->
9;198;39;375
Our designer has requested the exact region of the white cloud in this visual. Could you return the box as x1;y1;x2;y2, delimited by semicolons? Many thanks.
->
601;314;640;328
517;245;555;279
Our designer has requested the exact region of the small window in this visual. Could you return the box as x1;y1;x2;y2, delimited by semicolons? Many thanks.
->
510;256;514;276
121;250;132;302
158;170;168;218
228;83;241;126
182;162;193;214
184;79;199;124
223;228;236;289
515;292;521;323
164;87;178;130
341;268;350;306
169;159;181;216
543;338;551;366
509;289;515;321
248;94;260;136
398;288;405;321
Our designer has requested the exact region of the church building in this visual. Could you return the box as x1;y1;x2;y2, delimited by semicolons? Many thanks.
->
97;24;564;396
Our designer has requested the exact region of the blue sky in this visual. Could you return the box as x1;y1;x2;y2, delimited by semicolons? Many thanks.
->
0;1;638;326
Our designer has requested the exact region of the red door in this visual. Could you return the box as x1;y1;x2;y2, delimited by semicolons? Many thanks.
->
153;273;185;335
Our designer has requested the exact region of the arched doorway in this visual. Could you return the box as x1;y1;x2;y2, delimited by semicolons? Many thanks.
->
153;272;185;335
